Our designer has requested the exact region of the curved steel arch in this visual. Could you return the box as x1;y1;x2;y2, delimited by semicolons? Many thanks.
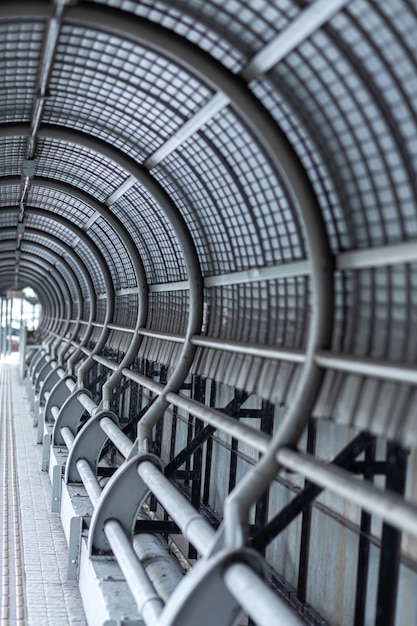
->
0;260;56;315
2;2;333;537
53;2;336;539
0;238;84;363
0;258;65;344
54;7;334;481
0;173;149;399
0;204;115;382
0;235;83;358
0;123;204;441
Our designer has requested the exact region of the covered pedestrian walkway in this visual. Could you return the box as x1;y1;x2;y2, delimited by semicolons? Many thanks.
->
1;1;417;625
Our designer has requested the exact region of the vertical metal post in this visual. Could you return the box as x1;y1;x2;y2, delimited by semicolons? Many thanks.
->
20;324;27;379
203;380;216;506
7;297;13;355
188;375;205;560
248;400;275;626
0;297;3;357
375;442;408;626
253;401;275;544
297;418;317;604
354;437;376;626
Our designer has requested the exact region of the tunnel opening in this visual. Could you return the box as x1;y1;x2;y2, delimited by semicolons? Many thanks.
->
0;286;42;357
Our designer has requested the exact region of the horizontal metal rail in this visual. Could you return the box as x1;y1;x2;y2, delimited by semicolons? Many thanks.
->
61;426;75;450
137;461;216;557
99;416;132;458
76;459;102;506
54;319;417;386
276;448;417;538
77;392;99;416
104;520;164;625
224;562;304;626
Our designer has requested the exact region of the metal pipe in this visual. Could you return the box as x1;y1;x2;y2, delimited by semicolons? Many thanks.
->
77;392;98;416
137;461;215;556
132;524;184;603
191;335;306;363
315;351;417;385
165;392;270;453
76;459;102;507
51;405;59;421
276;448;417;538
61;426;75;450
65;378;76;393
104;519;164;624
92;354;118;371
224;562;304;626
99;417;133;458
242;0;353;81
122;367;269;451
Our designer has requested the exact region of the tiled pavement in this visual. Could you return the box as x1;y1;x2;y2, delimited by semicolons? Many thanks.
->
1;355;87;626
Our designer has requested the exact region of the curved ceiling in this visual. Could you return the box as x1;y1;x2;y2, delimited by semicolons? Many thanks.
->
1;0;417;444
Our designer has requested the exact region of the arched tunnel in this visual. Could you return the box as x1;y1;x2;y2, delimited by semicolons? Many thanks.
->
1;1;417;625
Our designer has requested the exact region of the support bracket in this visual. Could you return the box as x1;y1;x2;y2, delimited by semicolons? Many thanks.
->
52;388;92;447
65;409;119;484
159;547;265;626
88;453;163;555
44;373;76;424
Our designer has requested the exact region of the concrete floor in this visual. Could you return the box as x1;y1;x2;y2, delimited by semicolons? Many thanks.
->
0;353;87;626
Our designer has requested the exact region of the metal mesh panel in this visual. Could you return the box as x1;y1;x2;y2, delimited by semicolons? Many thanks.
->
46;24;213;160
267;6;417;251
0;212;18;229
33;138;127;203
147;291;190;334
28;187;92;229
95;0;249;72
112;294;140;327
88;217;136;290
0;185;20;208
25;214;77;248
112;185;188;283
0;138;27;177
205;279;308;347
0;20;44;124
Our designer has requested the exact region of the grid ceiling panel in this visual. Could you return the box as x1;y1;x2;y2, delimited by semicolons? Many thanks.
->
267;5;417;251
44;24;213;160
202;109;305;264
112;293;140;327
25;214;78;249
27;187;93;228
109;193;160;284
152;109;305;277
0;211;18;229
22;240;62;268
0;184;20;208
88;217;136;290
33;138;127;203
20;233;91;300
21;229;106;295
94;0;251;72
0;137;28;177
147;291;189;334
112;185;188;283
204;278;309;349
251;78;346;254
0;20;44;124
